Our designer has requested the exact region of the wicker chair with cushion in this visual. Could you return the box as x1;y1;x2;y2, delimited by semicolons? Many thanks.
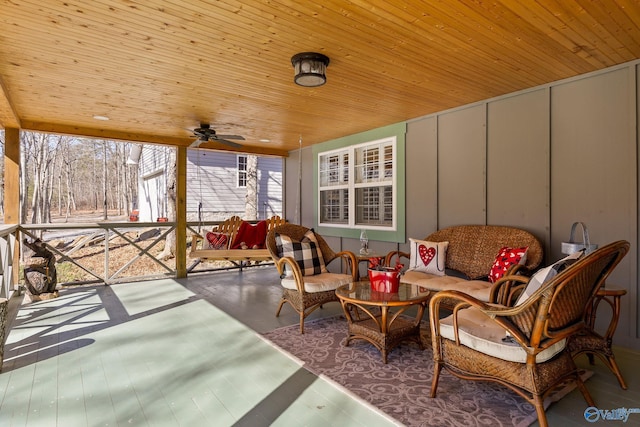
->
429;240;629;427
267;224;358;333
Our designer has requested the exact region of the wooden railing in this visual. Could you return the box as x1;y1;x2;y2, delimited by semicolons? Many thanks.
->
19;221;252;286
0;225;19;299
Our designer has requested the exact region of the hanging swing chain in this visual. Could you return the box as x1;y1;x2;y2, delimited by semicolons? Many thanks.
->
295;135;302;224
197;148;203;234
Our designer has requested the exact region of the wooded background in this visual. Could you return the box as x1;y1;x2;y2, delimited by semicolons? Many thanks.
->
0;130;139;223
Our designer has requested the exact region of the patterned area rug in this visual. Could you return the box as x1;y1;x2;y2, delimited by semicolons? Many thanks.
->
262;315;590;427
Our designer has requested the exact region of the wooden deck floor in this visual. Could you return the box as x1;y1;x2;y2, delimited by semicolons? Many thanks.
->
1;267;639;426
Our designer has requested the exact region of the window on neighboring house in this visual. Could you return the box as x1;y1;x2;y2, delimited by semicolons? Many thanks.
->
318;137;396;230
237;155;247;187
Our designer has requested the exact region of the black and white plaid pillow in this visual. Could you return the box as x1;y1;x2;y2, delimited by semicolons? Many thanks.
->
275;229;327;276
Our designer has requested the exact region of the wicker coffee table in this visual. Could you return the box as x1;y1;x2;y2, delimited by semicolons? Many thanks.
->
335;281;430;363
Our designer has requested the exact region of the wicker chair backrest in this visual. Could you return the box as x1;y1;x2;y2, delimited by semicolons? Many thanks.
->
511;240;629;340
266;224;338;266
426;225;544;279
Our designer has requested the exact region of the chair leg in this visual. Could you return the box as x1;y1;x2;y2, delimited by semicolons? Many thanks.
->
430;362;442;398
575;372;596;407
275;298;287;317
299;312;305;334
533;395;548;427
607;356;628;389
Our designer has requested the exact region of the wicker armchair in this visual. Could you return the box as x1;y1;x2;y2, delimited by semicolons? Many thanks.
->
266;224;357;333
429;240;629;427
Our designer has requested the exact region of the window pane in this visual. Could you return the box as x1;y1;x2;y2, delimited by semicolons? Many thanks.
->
319;152;348;187
237;155;247;187
355;185;392;226
355;146;380;183
320;189;349;224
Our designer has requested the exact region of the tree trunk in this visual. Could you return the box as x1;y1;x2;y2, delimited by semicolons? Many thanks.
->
103;141;108;219
244;155;258;220
158;148;177;260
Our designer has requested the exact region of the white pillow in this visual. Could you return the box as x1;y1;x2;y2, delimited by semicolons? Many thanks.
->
408;238;448;276
515;250;584;306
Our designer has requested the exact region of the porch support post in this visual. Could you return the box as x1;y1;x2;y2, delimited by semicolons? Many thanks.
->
4;127;20;285
175;146;187;278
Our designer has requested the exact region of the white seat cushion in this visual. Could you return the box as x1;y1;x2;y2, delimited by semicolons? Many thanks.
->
281;272;352;293
402;270;493;301
438;307;566;363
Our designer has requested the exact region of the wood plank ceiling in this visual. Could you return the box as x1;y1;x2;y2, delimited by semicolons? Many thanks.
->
1;0;639;156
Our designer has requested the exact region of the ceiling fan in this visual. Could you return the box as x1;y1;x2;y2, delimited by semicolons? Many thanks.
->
189;124;245;148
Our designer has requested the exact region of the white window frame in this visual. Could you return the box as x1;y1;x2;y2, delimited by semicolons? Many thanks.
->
317;136;397;231
237;154;247;188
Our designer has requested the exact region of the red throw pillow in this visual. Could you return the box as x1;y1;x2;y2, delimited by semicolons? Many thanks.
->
488;246;528;283
230;220;268;249
205;232;228;249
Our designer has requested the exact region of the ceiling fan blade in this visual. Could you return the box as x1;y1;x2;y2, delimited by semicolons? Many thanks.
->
215;134;245;140
215;138;243;148
189;138;205;148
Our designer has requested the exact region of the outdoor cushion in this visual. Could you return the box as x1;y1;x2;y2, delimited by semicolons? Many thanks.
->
275;229;328;276
231;220;268;249
488;246;528;283
408;238;448;276
280;272;352;293
439;306;566;363
515;250;583;306
402;270;492;302
204;232;229;249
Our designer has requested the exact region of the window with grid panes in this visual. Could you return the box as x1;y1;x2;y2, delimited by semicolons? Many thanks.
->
318;137;396;230
237;155;247;187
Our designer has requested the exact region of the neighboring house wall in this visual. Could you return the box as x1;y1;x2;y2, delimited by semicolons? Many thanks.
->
186;150;283;221
137;147;283;223
137;145;171;222
286;59;640;350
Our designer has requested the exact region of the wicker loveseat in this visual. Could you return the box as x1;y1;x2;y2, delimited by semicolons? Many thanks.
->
386;225;544;302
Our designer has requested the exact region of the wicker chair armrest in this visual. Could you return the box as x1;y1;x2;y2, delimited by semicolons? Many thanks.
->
275;257;305;293
489;274;531;306
385;250;410;267
333;250;358;281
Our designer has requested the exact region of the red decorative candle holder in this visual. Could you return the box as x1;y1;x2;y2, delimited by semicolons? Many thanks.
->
368;269;401;293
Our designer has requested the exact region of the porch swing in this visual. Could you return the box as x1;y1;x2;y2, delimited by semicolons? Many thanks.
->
188;147;285;268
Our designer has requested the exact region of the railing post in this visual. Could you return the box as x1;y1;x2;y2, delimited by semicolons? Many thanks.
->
175;146;187;278
104;228;110;285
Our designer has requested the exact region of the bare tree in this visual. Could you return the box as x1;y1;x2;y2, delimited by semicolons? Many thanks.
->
27;132;59;225
244;155;258;220
158;148;177;260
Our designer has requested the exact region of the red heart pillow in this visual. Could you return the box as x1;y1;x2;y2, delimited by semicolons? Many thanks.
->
205;232;228;249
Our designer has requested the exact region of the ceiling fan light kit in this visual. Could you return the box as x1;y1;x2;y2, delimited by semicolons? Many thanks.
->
291;52;329;87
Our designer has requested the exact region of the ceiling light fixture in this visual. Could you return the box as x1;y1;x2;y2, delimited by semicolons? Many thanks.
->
291;52;330;87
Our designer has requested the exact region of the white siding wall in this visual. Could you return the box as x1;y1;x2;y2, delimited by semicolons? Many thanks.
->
186;150;283;221
138;145;172;222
